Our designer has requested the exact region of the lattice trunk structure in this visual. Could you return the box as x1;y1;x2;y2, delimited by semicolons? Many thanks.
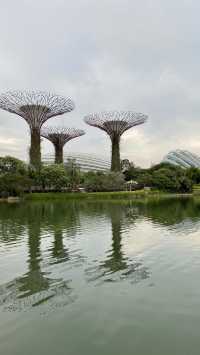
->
41;127;85;164
0;91;75;169
84;111;148;171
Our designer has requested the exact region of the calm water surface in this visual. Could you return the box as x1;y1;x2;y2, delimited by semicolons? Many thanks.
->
1;198;200;355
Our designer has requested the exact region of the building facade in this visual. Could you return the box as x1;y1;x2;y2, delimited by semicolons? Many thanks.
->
43;152;111;172
163;150;200;168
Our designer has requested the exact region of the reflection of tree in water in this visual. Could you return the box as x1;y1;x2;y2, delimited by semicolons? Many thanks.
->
47;202;84;266
2;197;200;311
52;229;69;263
135;197;200;233
0;203;26;245
85;203;149;284
0;202;82;311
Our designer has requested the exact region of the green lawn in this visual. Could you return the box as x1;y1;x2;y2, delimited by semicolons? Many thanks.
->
24;190;193;201
25;190;152;200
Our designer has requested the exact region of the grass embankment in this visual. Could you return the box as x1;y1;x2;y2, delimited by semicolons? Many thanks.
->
24;190;193;201
25;190;151;200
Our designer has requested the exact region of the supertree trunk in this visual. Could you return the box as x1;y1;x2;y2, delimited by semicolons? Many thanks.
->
55;144;63;164
111;135;121;172
30;128;41;169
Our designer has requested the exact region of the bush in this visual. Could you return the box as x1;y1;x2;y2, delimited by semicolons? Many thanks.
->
0;156;31;197
124;162;193;193
186;167;200;184
65;159;82;190
37;164;69;191
0;173;32;197
0;156;27;175
83;171;125;192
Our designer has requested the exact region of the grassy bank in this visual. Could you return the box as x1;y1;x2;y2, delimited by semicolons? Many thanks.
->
24;190;193;201
25;190;147;200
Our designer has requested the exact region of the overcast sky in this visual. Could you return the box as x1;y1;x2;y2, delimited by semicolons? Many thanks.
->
0;0;200;167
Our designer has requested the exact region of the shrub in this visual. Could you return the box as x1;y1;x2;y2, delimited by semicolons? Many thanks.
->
0;156;27;175
0;156;31;197
37;164;69;191
124;162;193;193
83;171;125;192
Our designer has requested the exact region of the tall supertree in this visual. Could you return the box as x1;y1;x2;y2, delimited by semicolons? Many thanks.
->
41;126;85;164
84;111;148;171
0;90;75;169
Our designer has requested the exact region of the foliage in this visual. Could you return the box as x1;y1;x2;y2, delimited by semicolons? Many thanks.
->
37;164;69;191
124;162;193;193
0;173;32;197
65;159;82;190
186;167;200;184
0;156;30;197
83;171;125;192
0;156;27;175
1;155;200;197
151;168;192;193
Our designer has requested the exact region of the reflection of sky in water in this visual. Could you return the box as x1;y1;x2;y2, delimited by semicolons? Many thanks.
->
0;198;200;313
2;199;200;355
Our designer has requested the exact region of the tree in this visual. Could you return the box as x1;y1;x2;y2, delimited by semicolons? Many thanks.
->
186;167;200;184
0;156;31;197
39;164;69;191
83;171;125;192
0;173;32;197
65;159;82;190
0;156;27;175
151;167;192;193
124;161;193;193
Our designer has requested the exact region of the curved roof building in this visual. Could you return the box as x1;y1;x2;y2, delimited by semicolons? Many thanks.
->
43;152;111;172
163;150;200;168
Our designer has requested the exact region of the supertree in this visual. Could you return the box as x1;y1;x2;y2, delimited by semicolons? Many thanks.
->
41;126;85;164
84;111;148;171
0;90;75;168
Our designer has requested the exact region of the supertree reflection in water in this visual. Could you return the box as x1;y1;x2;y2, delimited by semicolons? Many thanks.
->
85;203;150;284
47;202;84;267
52;229;70;263
135;197;200;234
0;203;81;312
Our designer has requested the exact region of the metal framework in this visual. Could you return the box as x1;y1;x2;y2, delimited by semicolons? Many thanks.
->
0;90;75;168
41;126;85;164
163;150;200;169
84;111;148;171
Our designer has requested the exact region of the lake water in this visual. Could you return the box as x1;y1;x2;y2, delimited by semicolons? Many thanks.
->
1;197;200;355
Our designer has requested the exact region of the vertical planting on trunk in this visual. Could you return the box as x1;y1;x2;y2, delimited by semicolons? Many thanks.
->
111;135;121;172
30;128;41;169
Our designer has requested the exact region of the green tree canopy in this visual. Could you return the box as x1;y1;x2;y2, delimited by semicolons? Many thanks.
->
0;156;27;175
39;164;69;191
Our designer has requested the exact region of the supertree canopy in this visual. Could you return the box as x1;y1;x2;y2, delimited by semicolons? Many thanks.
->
41;126;85;164
84;111;148;171
0;90;75;168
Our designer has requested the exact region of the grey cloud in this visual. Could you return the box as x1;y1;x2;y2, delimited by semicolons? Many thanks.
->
0;0;199;166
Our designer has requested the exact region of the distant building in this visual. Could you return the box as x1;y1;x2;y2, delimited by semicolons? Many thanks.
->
163;150;200;168
43;152;110;172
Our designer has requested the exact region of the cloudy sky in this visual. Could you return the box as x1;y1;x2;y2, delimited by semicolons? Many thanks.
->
0;0;200;167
